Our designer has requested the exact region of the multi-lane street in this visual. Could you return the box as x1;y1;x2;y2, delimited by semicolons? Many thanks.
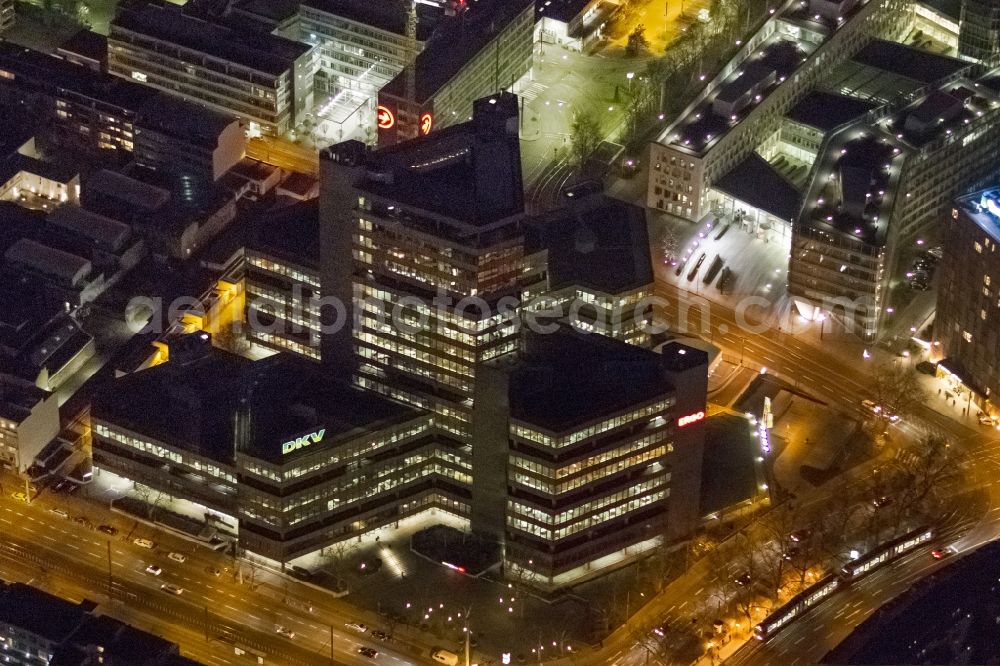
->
537;274;998;666
0;483;433;666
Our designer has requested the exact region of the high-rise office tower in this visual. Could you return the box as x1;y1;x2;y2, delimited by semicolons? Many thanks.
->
960;0;1000;61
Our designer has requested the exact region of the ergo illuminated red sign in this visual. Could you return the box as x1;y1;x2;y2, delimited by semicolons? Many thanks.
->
677;411;705;427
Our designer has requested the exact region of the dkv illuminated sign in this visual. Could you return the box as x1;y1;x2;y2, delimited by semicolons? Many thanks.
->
677;411;705;427
282;429;326;455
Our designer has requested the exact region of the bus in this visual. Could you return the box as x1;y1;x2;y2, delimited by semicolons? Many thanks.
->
753;574;839;641
840;526;933;581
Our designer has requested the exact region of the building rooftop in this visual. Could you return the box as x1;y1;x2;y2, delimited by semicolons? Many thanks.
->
56;29;108;64
535;0;593;23
237;354;425;464
134;95;238;149
249;199;320;266
92;343;251;464
381;0;532;103
919;0;961;20
662;37;810;155
0;582;92;645
302;0;437;40
53;614;179;666
85;169;171;213
525;193;652;294
0;271;66;356
112;0;312;76
0;41;158;111
0;373;49;424
0;152;79;186
714;153;803;223
852;39;966;84
232;0;300;25
507;326;674;433
785;90;878;131
327;93;524;227
888;80;997;147
5;238;92;288
47;206;131;253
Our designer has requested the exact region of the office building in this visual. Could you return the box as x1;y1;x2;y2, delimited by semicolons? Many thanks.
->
647;0;910;222
376;0;533;145
0;43;244;182
108;0;316;136
788;44;1000;338
0;0;13;33
935;187;1000;413
475;329;707;587
56;30;108;72
535;0;613;51
960;0;1000;61
523;192;654;346
320;93;537;438
91;342;471;563
298;0;430;138
244;200;323;360
0;373;59;475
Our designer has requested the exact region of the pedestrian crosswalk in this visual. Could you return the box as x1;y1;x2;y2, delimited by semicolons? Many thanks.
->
516;81;548;104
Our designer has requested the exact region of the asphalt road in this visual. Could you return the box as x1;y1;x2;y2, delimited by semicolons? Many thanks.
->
540;278;995;666
0;485;434;666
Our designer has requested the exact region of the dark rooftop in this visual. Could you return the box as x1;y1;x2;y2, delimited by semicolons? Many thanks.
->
134;95;237;149
53;614;178;665
328;93;524;226
0;152;79;186
112;1;311;76
249;199;320;266
0;41;157;111
526;193;652;294
381;0;532;103
56;29;108;64
91;343;251;464
714;153;803;222
536;0;593;23
507;326;674;433
232;0;300;24
0;372;49;424
238;354;424;464
852;40;967;84
0;582;91;645
785;91;877;131
302;0;437;40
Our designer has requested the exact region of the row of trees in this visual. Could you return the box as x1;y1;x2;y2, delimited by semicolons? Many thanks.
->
630;430;960;661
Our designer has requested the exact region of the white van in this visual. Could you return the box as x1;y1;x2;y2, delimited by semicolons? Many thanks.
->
431;649;459;665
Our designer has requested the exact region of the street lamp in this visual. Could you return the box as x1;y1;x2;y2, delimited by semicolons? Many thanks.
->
626;71;635;96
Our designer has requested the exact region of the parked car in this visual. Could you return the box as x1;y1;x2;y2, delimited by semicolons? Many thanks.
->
133;538;155;549
167;552;186;563
98;525;118;536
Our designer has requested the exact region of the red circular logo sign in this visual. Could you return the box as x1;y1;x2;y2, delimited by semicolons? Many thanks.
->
376;105;395;130
420;113;433;135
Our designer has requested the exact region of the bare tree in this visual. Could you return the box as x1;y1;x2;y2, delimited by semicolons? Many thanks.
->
569;110;602;170
319;540;359;583
868;363;927;429
213;321;250;356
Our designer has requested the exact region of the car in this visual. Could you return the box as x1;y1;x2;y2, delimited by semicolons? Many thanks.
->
133;538;155;549
652;621;670;637
872;495;894;509
862;399;900;422
98;525;118;536
789;529;813;543
734;572;752;586
931;546;955;559
289;565;312;580
11;492;28;503
357;647;379;658
782;547;801;561
145;564;163;576
979;414;996;426
160;583;183;595
275;625;295;639
370;630;389;641
206;566;222;577
49;508;69;519
345;622;368;633
358;558;382;575
167;552;186;563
